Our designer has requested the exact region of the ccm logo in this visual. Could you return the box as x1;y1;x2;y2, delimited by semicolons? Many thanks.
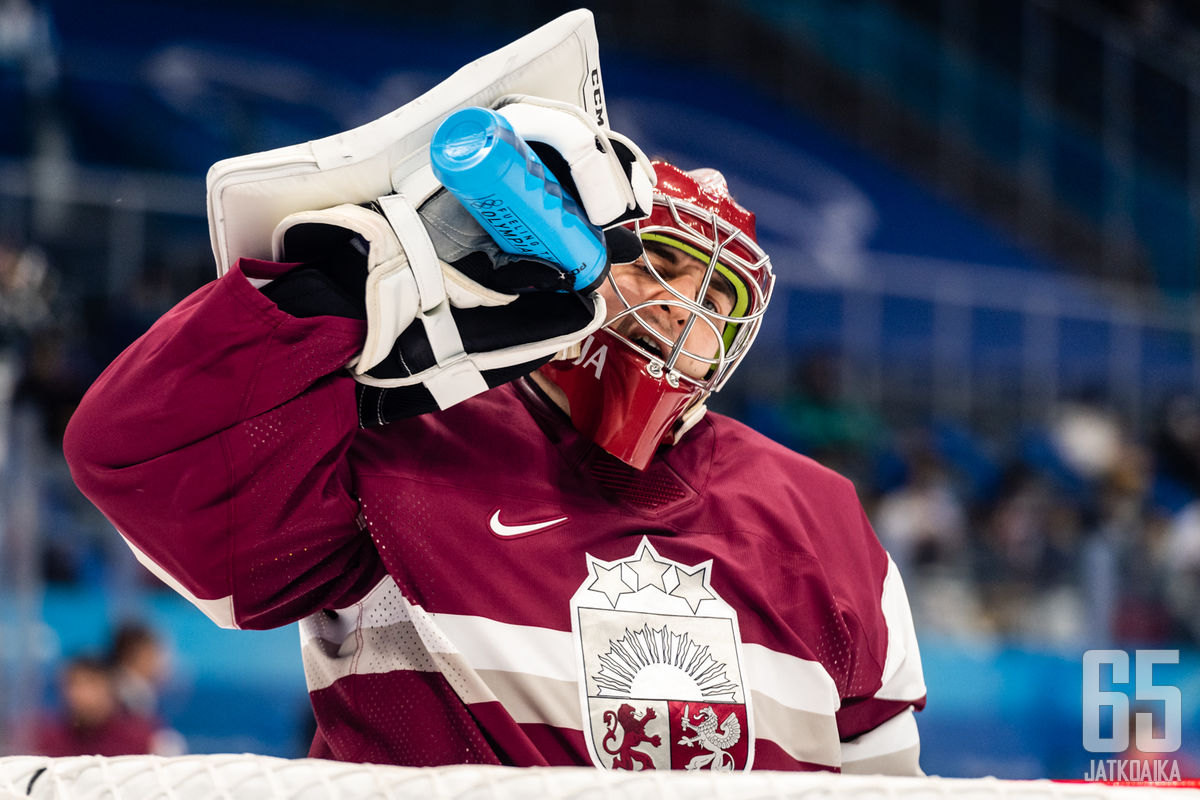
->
590;68;604;125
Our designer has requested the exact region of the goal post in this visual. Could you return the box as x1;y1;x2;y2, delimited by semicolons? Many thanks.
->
0;755;1190;800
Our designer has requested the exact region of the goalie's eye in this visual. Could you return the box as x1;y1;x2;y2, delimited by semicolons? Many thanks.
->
640;242;736;316
703;274;736;317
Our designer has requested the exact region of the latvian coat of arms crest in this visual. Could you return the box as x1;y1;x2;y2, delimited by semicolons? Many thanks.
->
570;537;754;771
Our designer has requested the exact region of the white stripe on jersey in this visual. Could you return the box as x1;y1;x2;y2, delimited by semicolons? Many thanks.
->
743;641;840;714
120;533;238;629
841;707;921;761
432;612;577;682
301;577;844;716
875;557;927;702
750;689;842;766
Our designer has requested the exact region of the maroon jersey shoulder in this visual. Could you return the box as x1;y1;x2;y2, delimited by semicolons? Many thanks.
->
680;410;889;595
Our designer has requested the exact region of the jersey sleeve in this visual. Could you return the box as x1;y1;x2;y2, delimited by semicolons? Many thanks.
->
833;499;928;776
63;260;388;630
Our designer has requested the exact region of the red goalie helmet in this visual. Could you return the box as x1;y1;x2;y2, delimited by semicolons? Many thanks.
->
539;161;775;469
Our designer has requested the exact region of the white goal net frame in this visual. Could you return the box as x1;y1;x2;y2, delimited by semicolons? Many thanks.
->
1;756;1193;800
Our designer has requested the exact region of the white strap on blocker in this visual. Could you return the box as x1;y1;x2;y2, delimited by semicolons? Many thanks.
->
374;194;488;408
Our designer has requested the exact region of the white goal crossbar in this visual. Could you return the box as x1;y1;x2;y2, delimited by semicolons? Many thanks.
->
1;755;1195;800
2;758;1190;800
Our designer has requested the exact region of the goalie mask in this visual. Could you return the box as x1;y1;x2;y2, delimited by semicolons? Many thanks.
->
540;161;775;469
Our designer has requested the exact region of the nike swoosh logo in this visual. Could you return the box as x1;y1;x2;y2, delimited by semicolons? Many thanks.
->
488;509;569;538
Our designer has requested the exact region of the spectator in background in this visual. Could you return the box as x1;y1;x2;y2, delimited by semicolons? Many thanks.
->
32;656;159;757
973;466;1055;635
872;440;978;637
874;443;967;578
107;623;187;755
777;349;886;487
1154;394;1200;500
1093;443;1174;644
1163;500;1200;644
0;243;54;342
107;623;168;719
1044;393;1124;496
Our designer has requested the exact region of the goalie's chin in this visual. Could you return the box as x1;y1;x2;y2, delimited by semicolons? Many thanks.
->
538;329;702;470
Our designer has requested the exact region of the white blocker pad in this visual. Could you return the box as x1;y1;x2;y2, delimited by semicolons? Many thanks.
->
207;9;608;275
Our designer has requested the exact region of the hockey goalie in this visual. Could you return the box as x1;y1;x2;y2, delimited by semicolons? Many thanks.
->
63;10;926;774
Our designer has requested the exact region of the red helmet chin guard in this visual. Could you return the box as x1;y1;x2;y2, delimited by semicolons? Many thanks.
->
540;160;774;470
539;329;700;470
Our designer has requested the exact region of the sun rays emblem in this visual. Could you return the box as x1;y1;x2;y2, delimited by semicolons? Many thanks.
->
594;623;739;701
570;537;754;771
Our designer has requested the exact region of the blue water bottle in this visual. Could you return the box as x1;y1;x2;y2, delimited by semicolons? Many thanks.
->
430;106;608;292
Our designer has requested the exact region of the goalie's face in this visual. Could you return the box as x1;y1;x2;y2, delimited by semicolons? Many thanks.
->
598;242;738;381
537;161;774;470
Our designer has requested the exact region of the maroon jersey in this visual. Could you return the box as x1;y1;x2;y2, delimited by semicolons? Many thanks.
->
65;262;926;774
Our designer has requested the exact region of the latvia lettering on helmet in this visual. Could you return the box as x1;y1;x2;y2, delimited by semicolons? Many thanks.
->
571;334;609;380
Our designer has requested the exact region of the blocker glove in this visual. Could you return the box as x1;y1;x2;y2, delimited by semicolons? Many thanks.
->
260;96;654;425
263;199;606;425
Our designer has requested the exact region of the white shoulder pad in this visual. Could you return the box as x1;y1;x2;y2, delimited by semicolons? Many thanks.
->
207;9;609;276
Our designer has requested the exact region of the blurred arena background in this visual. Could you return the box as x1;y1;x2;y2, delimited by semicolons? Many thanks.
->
2;0;1200;780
